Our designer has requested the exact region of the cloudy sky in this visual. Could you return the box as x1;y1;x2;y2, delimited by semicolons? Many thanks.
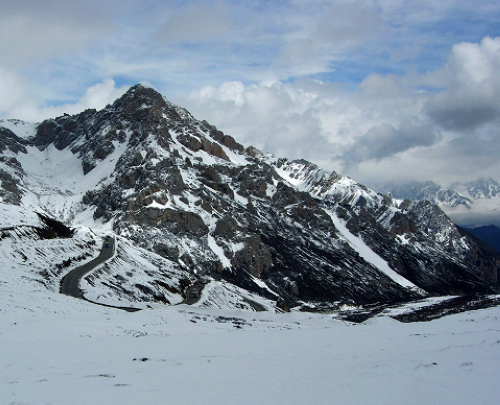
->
1;0;500;188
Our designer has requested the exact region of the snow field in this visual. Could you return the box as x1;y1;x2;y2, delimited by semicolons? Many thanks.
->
2;288;500;404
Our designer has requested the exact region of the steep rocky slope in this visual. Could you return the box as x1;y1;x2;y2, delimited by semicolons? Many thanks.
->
0;85;498;310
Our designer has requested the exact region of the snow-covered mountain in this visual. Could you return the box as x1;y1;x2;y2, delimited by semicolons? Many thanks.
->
1;84;498;312
460;178;500;200
379;181;472;208
381;179;500;207
378;179;500;228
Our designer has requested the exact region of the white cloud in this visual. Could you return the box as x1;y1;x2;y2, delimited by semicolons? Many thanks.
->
0;1;499;192
0;70;30;114
359;74;408;98
5;79;129;122
447;38;499;85
154;2;233;44
76;80;130;112
0;0;114;67
184;35;500;187
425;37;500;131
187;80;335;166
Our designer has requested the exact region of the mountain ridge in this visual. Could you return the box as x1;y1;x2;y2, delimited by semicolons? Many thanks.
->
0;84;498;311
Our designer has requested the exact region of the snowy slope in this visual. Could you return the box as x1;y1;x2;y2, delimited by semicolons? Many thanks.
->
0;203;100;292
190;279;278;311
0;118;37;139
80;236;190;308
1;266;500;404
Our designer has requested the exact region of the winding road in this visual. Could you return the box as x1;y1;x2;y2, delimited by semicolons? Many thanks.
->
60;237;265;312
60;237;141;312
60;237;115;298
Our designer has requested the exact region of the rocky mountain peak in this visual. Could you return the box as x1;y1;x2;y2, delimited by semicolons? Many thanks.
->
0;85;499;310
111;84;169;118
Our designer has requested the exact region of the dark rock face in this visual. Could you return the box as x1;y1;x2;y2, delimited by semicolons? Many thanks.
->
129;208;209;237
458;226;500;286
0;166;23;204
231;234;272;278
0;128;26;205
36;213;74;239
1;84;498;309
0;127;27;154
177;133;230;161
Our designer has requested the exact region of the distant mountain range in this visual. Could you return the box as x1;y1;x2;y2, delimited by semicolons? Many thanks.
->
379;178;500;208
377;179;500;228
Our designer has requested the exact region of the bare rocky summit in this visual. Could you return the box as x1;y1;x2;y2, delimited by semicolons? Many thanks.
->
1;84;498;310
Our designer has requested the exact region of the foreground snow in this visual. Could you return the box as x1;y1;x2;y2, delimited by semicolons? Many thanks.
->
1;284;500;404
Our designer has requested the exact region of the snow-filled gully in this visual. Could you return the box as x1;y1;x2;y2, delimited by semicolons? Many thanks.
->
327;211;426;295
